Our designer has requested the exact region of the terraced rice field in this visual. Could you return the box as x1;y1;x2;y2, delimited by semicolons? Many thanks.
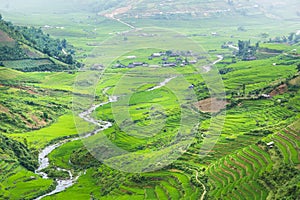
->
0;161;53;200
125;171;203;200
3;58;54;71
207;122;300;199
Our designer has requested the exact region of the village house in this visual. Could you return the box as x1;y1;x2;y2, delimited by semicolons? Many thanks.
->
189;60;198;65
176;57;183;62
152;53;161;57
127;55;137;59
261;94;271;98
127;63;135;68
189;84;195;89
162;62;177;67
266;141;274;149
243;56;257;61
211;32;218;36
170;53;179;57
133;62;144;67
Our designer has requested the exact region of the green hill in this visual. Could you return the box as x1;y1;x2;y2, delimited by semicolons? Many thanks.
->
0;15;79;72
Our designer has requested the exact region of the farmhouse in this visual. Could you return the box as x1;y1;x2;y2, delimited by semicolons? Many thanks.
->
261;94;271;98
189;84;195;89
267;141;274;146
152;53;161;57
189;60;198;65
133;62;144;67
170;53;179;57
162;62;177;67
127;55;137;59
243;56;257;61
127;64;135;68
267;141;275;148
114;63;126;68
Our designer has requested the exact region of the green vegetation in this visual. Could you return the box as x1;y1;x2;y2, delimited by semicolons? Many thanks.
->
237;40;259;60
0;82;68;134
0;16;80;71
0;2;300;199
0;163;55;200
0;134;37;171
0;43;29;60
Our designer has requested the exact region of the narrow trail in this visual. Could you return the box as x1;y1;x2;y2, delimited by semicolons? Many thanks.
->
186;167;207;200
147;76;177;91
202;55;223;73
195;170;207;200
228;44;239;51
114;18;135;29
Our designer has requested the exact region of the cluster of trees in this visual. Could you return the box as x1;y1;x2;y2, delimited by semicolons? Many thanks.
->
0;134;38;171
17;26;74;64
237;40;259;60
21;63;77;72
268;32;300;44
92;165;127;196
219;67;233;75
0;43;28;60
70;147;101;169
259;164;300;199
0;14;79;67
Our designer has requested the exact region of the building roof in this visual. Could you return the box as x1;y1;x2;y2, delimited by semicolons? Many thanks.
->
267;141;274;146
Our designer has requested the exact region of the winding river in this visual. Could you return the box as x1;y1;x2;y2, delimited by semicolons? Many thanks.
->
33;61;222;199
33;76;176;199
34;95;118;200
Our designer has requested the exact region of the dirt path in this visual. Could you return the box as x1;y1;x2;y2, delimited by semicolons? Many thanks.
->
147;76;177;91
228;44;239;51
115;18;135;29
103;6;135;29
196;170;207;200
202;55;223;73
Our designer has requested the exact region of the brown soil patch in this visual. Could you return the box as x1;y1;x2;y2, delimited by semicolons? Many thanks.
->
0;30;14;42
269;84;288;97
22;46;43;58
19;114;47;129
0;104;10;114
0;84;38;95
18;114;34;128
104;6;132;18
31;115;47;127
169;169;183;173
194;98;228;113
289;76;300;86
